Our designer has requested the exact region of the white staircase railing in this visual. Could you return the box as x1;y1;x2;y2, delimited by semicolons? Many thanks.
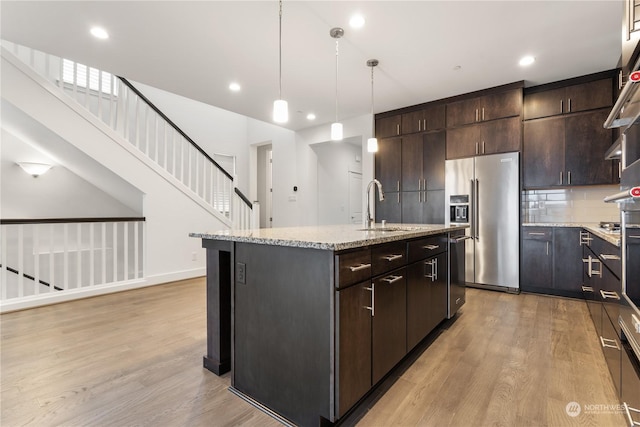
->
2;40;254;229
0;219;145;310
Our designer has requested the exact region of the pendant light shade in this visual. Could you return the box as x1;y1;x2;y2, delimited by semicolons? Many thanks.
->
273;99;288;123
273;0;288;123
331;122;343;141
367;137;378;153
330;27;344;141
367;59;379;153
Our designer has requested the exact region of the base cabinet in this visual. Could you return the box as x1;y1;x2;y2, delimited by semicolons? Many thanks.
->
372;268;407;384
337;282;372;417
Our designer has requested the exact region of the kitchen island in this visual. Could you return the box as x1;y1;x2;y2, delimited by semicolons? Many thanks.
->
191;223;468;426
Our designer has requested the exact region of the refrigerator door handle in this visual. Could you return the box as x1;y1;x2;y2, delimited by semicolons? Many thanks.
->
470;179;475;237
475;179;480;240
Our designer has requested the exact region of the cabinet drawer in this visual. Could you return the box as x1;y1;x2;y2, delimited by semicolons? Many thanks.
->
372;241;407;276
408;235;446;263
621;342;640;421
591;236;621;279
600;314;622;395
522;227;552;240
336;248;372;289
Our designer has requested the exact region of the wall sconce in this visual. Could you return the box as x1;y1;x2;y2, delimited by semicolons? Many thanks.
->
17;162;53;177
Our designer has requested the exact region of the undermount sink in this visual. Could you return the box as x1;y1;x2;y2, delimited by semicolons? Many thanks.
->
357;226;422;232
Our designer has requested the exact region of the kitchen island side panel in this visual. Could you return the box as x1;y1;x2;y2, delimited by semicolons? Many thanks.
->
233;242;334;426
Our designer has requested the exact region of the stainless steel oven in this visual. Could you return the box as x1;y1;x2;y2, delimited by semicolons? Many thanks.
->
605;65;640;423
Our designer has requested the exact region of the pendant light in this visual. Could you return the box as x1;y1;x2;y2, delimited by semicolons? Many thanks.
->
330;27;344;141
367;59;379;153
273;0;288;123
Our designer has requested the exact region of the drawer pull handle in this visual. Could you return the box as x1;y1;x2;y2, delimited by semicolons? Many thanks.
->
600;254;621;260
382;254;403;262
382;275;403;284
581;286;594;292
422;244;439;250
349;263;371;272
600;290;620;300
364;284;374;317
528;232;546;236
599;336;620;350
629;235;640;239
623;402;640;427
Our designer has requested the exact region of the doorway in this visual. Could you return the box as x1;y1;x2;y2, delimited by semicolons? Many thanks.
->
348;171;362;224
257;144;273;228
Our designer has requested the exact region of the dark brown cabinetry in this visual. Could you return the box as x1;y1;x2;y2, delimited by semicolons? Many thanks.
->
406;242;448;351
402;132;445;191
446;88;522;127
446;116;521;159
523;110;615;188
375;137;402;192
523;78;613;120
372;267;407;385
375;115;401;138
521;227;583;298
336;281;372;417
401;104;446;134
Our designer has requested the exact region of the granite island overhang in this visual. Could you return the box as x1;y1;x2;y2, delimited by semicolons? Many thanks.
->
190;223;469;426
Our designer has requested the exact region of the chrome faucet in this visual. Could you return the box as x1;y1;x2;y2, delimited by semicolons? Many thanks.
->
365;179;385;229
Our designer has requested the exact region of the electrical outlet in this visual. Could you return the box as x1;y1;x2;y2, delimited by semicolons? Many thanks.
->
237;262;246;284
191;251;197;261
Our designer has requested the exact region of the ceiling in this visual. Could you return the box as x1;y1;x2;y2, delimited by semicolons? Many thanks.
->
0;1;623;132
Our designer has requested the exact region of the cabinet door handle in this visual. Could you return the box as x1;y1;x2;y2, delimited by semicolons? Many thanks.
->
600;254;621;260
590;258;603;277
581;286;594;292
349;263;371;272
568;98;571;112
423;244;440;250
396;124;400;135
560;171;563;185
482;107;485;121
418;119;421;132
364;284;375;317
482;141;485;154
560;99;564;114
475;142;479;155
546;241;549;256
599;336;620;350
423;119;427;130
528;232;546;236
382;254;403;262
568;171;571;185
600;290;621;300
475;109;479;122
579;231;593;245
424;258;437;281
382;274;403;284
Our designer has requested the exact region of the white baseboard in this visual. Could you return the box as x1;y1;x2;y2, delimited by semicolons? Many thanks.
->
0;267;206;314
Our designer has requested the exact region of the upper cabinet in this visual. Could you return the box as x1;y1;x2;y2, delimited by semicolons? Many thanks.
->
375;115;402;138
523;79;613;120
401;105;446;134
446;88;522;128
446;116;521;159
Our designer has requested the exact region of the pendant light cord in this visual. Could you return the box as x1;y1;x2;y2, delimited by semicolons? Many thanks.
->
335;39;339;122
278;0;283;100
370;64;375;135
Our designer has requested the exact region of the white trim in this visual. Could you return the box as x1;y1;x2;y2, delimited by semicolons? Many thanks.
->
0;268;205;313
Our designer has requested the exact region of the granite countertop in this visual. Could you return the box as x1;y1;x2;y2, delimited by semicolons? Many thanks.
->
522;222;621;247
190;223;468;251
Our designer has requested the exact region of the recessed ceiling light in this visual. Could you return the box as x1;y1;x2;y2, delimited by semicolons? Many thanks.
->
519;56;535;67
307;113;316;120
349;14;365;28
453;65;462;71
90;27;109;40
229;82;241;92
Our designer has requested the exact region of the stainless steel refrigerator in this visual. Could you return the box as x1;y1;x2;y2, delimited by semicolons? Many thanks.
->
445;152;520;291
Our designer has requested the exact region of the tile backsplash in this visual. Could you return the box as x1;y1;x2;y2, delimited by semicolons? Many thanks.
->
522;185;620;223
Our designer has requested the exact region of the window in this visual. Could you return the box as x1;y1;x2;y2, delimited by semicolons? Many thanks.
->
62;59;118;95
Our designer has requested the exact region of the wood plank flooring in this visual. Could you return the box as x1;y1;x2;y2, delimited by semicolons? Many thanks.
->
1;279;626;426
